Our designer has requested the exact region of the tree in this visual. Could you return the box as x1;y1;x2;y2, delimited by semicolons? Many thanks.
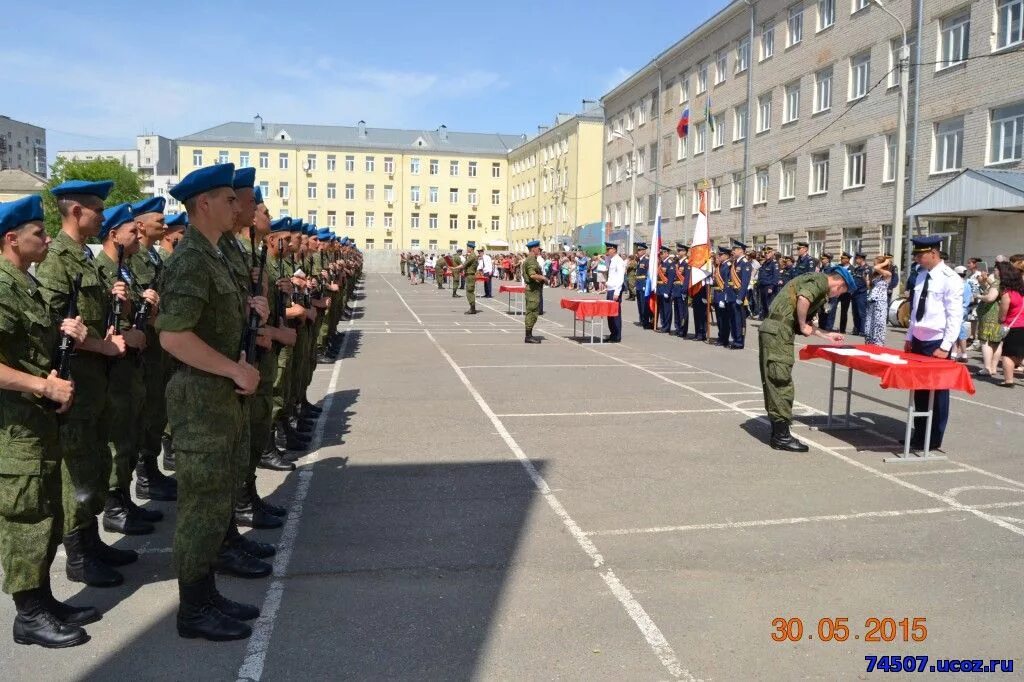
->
43;157;145;236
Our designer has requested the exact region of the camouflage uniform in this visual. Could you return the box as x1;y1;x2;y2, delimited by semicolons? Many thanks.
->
0;257;63;594
219;233;253;490
451;253;463;296
271;253;297;427
156;228;246;582
35;232;111;535
523;254;543;336
127;246;166;465
463;251;478;310
239;237;276;473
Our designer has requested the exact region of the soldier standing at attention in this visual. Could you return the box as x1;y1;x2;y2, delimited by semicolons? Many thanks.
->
656;246;674;333
452;241;479;314
793;241;815;277
712;246;733;347
634;243;650;328
757;247;779;319
0;196;94;647
157;212;187;472
759;268;853;451
451;249;463;297
604;241;625;343
672;244;690;338
523;240;545;344
625;254;637;301
730;240;752;349
36;180;131;588
158;163;265;641
851;252;871;336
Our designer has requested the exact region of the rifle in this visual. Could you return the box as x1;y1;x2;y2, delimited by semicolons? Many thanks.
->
240;240;268;360
105;244;125;333
289;254;301;304
132;282;153;330
275;239;287;324
42;273;83;411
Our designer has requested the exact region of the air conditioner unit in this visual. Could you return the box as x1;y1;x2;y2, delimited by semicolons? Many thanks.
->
386;229;393;236
414;202;420;209
387;201;394;208
302;162;311;173
388;172;394;179
472;205;478;211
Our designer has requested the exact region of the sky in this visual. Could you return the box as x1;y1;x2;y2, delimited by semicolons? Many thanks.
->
4;0;728;167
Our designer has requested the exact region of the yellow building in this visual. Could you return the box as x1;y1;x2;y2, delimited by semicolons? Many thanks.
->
507;106;605;252
177;118;521;252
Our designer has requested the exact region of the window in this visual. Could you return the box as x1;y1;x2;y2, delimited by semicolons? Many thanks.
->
888;37;916;87
410;158;420;175
345;155;355;172
364;239;374;250
468;161;478;177
695;122;707;154
345;184;355;200
411;213;420;230
938;12;970;68
327;211;337;227
192;149;203;166
492;162;501;178
491;216;500;231
468;189;478;205
384;157;394;174
778;233;794;255
646;194;657;222
989;102;1024;163
734;105;748;141
449;160;459;176
712;115;724;148
648;143;657;172
409;186;420;204
218;150;229;164
883;134;897;182
626;108;634;131
843;227;863;255
697;62;708;93
326;154;336;171
410;239;420;249
307;183;317;199
428;186;438;203
997;0;1024;50
736;37;750;73
882;224;894;254
807;229;826;257
606;161;613;185
761;22;775;60
365;212;375;228
852;0;870;12
307;210;317;224
429;214;438;230
788;4;804;46
675;187;686;217
731;172;745;208
365;184;375;201
306;153;317;171
259;152;269;168
428;159;439;175
449;214;458;230
811;152;830;194
385;185;394;203
259;180;270;199
384;213;393;228
677;135;687;161
814;67;833;113
638;98;648;126
691;183;701;215
449;187;459;203
279;182;290;199
679;72;689;103
933;116;964;171
784;81;800;123
849;52;870;100
239;151;250;168
492;189;501;205
817;0;835;31
467;216;477;231
710;178;722;211
663;135;673;166
636;147;647;174
750;167;770;206
845;142;866;188
345;211;354;228
757;94;772;133
365;156;374;172
715;50;727;84
279;153;288;170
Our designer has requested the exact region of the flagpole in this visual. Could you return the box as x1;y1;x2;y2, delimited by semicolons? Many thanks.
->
703;95;713;345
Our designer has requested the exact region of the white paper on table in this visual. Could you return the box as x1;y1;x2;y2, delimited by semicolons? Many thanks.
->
864;352;908;365
821;347;870;357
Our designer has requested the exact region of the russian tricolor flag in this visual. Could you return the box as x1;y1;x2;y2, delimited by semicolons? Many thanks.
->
676;108;689;139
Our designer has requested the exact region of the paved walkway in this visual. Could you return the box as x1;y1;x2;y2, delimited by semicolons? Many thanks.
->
3;274;1022;680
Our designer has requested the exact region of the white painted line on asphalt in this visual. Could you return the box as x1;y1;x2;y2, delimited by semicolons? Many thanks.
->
497;408;736;418
706;391;764;396
424;328;693;681
892;468;972;476
460;363;624;369
380;274;423;325
237;311;353;682
586;507;954;537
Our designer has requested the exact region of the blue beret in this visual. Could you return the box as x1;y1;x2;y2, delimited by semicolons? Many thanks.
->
526;239;541;249
834;266;856;291
254;187;264;204
131;196;166;216
289;220;302;233
306;224;317;237
604;241;618;249
270;217;292;233
51;179;114;199
732;239;747;249
170;163;235;202
100;203;134;240
635;242;648;250
316;228;332;240
232;167;256;189
467;241;476;249
164;212;188;230
0;195;45;237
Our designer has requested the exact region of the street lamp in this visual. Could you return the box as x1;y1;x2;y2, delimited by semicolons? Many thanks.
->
611;129;638;254
873;0;909;277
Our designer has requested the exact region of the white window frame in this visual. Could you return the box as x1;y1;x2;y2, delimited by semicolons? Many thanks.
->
731;172;744;208
192;149;203;166
384;157;395;174
697;62;708;93
817;0;835;31
491;216;500;231
734;105;748;141
307;183;317;199
883;133;897;183
345;155;355;172
755;168;769;204
843;227;863;255
345;212;355;228
327;183;337;199
307;153;317;171
712;116;724;148
710;178;722;212
259;152;269;169
996;0;1024;50
781;161;797;199
849;52;870;101
410;158;420;175
938;11;970;70
218;150;229;164
679;72;690;103
327;155;336;171
239;151;250;168
845;142;867;188
675;187;686;217
761;22;775;60
989;102;1024;164
695;122;707;155
492;189;501;205
449;187;459;203
492;162;501;178
449;160;459;176
344;184;355;200
365;184;375;201
365;212;375;229
784;81;800;123
810;152;830;194
736;37;750;73
814;67;833;113
852;0;870;13
365;156;375;172
715;50;727;84
279;153;288;170
468;161;478;177
429;214;438;230
410;185;421;203
788;4;804;47
677;135;687;161
279;182;290;199
757;94;772;133
933;116;964;172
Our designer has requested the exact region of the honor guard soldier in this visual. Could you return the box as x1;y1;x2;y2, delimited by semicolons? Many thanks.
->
793;241;815;276
158;163;266;642
656;245;674;332
757;247;779;319
633;243;651;329
603;241;625;343
712;246;733;346
730;240;753;349
0;195;95;648
523;240;545;343
450;241;479;314
851;252;871;336
672;243;690;337
759;266;854;451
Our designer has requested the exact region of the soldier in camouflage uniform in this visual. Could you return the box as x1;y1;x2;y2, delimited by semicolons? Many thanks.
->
758;269;852;452
36;180;132;588
523;240;545;343
462;241;479;314
157;212;187;471
0;195;95;647
271;220;310;452
159;163;267;641
261;217;299;465
450;250;463;296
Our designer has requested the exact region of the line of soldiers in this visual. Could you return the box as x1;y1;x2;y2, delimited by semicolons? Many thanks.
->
0;164;362;647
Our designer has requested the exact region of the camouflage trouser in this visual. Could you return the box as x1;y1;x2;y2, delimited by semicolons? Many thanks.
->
272;342;294;423
758;320;796;424
291;324;311;408
249;348;278;474
525;289;541;334
139;343;168;458
0;400;63;594
466;276;476;308
437;271;444;289
106;357;145;491
167;370;244;583
60;415;111;534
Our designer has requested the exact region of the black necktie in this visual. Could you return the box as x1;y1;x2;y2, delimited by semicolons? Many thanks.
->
915;273;930;322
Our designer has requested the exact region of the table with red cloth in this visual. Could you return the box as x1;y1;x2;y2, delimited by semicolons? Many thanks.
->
798;343;975;462
499;283;526;315
560;297;620;343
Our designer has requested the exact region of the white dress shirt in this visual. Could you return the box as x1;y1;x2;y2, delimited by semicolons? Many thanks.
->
481;253;493;274
905;260;964;351
606;254;626;296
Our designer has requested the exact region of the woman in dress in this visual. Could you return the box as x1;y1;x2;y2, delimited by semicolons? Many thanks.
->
864;255;892;346
975;269;1004;376
997;261;1024;387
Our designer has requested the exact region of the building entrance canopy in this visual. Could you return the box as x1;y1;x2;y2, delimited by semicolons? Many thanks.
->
906;169;1024;218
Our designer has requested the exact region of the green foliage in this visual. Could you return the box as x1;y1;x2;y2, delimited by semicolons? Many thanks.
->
42;157;145;236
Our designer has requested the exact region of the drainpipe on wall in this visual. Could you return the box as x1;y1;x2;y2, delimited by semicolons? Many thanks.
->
905;0;924;272
740;0;756;246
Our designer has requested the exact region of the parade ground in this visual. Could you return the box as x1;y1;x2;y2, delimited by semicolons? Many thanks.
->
4;273;1023;680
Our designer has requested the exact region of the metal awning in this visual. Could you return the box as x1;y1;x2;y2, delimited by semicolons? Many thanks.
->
906;168;1024;218
487;239;509;247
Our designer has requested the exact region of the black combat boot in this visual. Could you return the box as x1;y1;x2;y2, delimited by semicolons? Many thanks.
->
64;528;124;587
464;303;477;315
288;416;315;435
85;522;138;567
769;421;810;452
176;578;251;641
525;332;541;344
161;434;176;471
135;451;177;501
125;494;163;523
102;489;154;535
255;493;287;518
213;542;272;579
234;483;283;530
258;447;295;471
301;400;323;416
225;521;276;559
41;577;101;627
12;589;89;648
276;421;310;451
206;573;259;621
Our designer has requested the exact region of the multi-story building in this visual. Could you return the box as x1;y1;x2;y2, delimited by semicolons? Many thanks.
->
0;169;46;202
0;115;47;177
57;134;181;211
176;117;521;252
601;0;1024;264
508;104;606;251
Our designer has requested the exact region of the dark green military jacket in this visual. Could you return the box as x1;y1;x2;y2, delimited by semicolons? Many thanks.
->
763;273;830;337
524;255;544;293
463;252;478;277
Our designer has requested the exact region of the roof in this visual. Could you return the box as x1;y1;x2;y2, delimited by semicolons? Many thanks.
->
0;169;46;193
178;121;525;156
906;169;1024;217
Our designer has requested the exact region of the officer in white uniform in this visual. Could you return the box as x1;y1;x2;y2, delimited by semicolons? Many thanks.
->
604;241;625;342
480;247;493;298
904;235;963;450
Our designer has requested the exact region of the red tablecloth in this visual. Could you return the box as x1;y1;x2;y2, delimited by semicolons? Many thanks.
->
560;298;620;320
799;343;975;394
499;284;526;294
